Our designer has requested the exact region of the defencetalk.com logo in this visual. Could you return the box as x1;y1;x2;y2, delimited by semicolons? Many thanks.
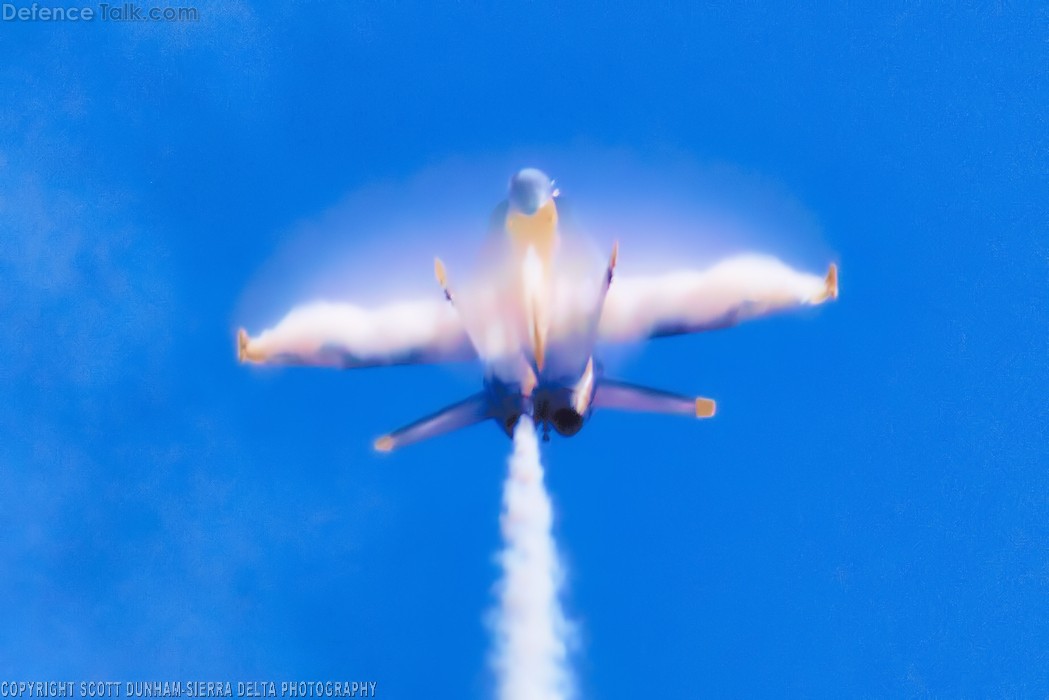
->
2;2;198;21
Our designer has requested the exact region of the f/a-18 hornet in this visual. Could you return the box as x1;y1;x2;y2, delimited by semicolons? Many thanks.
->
237;168;838;450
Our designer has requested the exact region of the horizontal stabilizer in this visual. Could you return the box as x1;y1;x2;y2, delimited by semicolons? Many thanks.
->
593;379;716;419
374;393;491;452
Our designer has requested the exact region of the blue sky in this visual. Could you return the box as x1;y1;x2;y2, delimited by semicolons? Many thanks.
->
1;2;1046;696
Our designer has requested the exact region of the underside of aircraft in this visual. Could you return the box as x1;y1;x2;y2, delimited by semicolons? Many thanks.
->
237;168;838;451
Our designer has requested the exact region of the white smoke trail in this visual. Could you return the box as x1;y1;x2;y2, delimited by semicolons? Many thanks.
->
490;418;574;700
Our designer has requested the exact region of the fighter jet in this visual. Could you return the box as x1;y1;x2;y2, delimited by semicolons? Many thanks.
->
237;168;838;451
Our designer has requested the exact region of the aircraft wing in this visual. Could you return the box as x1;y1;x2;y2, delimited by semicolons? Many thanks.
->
237;298;477;368
598;254;837;343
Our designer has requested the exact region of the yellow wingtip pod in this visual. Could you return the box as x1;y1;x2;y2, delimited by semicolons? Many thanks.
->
810;263;839;305
236;328;249;363
373;436;395;453
236;328;266;364
695;397;717;419
825;263;839;301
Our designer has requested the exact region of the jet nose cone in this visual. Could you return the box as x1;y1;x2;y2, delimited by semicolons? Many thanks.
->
509;168;554;215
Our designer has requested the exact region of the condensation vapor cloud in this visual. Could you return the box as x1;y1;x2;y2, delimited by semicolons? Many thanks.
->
489;419;574;700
